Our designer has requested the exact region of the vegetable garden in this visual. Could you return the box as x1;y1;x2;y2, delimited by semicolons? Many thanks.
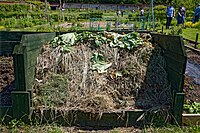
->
0;1;200;131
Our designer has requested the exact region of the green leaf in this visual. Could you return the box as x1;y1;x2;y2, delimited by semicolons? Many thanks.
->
189;107;194;113
92;62;112;73
92;52;105;63
62;45;73;53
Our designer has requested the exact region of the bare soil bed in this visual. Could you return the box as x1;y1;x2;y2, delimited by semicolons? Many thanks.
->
0;56;15;106
184;51;200;103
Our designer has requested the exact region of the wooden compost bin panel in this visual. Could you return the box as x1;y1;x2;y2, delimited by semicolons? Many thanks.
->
31;109;145;128
182;114;200;125
0;32;48;55
0;32;22;55
0;32;56;122
11;33;56;122
13;33;56;91
151;33;187;125
0;107;13;123
0;32;187;127
0;31;23;120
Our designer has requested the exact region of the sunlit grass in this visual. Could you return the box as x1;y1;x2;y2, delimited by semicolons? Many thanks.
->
181;28;200;42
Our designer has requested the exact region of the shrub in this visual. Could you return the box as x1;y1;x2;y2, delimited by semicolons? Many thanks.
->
154;5;167;21
50;14;59;22
89;12;103;18
0;4;29;12
171;19;177;26
185;17;193;22
192;21;200;29
187;10;194;18
185;22;193;28
154;5;167;11
154;10;166;21
78;13;90;19
185;21;200;29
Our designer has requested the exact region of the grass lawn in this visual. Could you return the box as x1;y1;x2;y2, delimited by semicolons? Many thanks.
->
181;28;200;42
160;27;199;42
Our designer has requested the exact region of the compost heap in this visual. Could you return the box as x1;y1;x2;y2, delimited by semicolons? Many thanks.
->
33;31;172;112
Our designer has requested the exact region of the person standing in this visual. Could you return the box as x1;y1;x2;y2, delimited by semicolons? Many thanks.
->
140;7;145;29
140;7;144;17
166;2;175;29
194;3;200;23
177;4;186;27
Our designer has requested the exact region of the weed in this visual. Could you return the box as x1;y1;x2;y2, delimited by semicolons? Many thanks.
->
8;119;25;129
168;26;182;35
184;102;200;114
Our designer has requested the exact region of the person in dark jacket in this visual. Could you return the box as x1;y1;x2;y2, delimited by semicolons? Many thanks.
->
177;4;186;27
194;3;200;23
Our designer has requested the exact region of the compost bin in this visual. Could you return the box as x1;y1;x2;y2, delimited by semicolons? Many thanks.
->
0;31;187;127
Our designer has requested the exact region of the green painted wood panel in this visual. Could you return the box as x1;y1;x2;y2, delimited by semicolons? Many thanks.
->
0;42;20;55
164;51;187;75
0;32;48;55
0;32;23;41
13;54;26;91
12;33;56;91
22;33;56;91
32;109;145;127
173;92;185;125
151;33;187;57
0;107;13;123
166;67;184;92
74;110;144;127
0;107;13;118
165;55;187;74
151;33;186;92
0;31;22;55
11;91;30;123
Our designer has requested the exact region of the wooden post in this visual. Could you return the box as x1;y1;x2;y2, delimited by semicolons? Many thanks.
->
195;33;199;49
173;92;185;126
12;91;30;123
162;26;164;34
13;54;26;91
11;33;56;123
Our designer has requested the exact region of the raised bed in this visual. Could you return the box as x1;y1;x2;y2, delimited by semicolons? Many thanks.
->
182;50;200;126
182;114;200;125
0;31;187;127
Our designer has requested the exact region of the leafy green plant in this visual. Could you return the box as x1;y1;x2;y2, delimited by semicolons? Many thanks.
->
48;126;63;133
154;5;167;22
167;26;182;35
91;52;112;73
8;119;25;129
34;73;68;107
184;102;200;114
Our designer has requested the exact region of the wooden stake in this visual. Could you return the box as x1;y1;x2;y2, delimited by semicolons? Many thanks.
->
195;33;199;49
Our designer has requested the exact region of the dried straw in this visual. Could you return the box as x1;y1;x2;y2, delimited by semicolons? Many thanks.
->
33;34;172;113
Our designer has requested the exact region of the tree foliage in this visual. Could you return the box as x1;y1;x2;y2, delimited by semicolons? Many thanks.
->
4;0;200;11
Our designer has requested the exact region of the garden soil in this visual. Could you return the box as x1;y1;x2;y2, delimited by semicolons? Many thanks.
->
184;51;200;103
0;56;14;106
